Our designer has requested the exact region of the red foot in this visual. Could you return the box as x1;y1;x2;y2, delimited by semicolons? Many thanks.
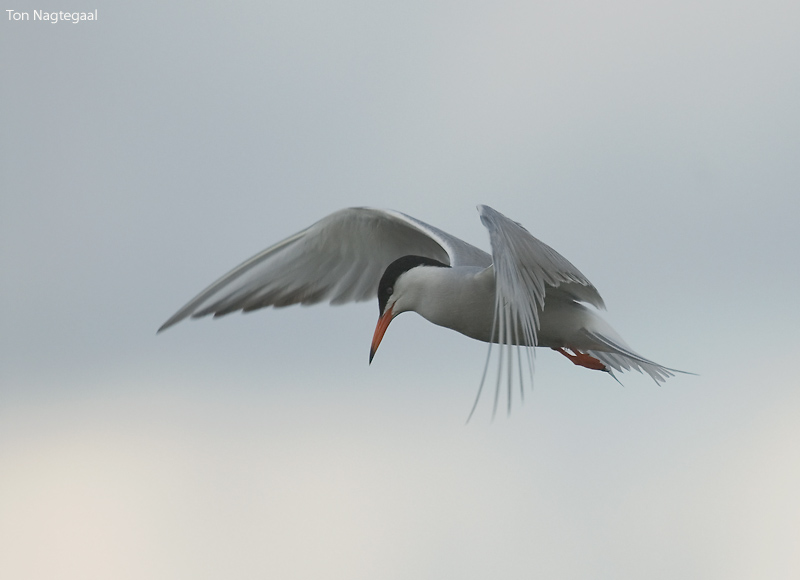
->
555;347;607;371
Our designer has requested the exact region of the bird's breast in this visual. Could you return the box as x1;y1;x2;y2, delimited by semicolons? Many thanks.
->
409;266;498;342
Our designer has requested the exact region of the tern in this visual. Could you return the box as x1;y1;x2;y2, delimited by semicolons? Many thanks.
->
159;205;684;411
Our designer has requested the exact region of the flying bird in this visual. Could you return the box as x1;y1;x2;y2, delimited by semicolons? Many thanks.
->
159;205;683;412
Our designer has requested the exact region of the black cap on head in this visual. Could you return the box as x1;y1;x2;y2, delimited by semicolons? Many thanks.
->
377;255;450;315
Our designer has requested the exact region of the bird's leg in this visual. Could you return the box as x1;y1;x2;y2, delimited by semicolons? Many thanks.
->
554;347;607;371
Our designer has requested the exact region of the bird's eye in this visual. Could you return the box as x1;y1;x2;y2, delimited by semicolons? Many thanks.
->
386;286;393;295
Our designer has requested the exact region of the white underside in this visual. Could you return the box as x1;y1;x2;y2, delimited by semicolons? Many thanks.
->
392;265;678;383
397;265;619;349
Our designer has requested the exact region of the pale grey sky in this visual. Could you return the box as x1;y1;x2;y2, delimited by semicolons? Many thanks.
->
2;1;799;578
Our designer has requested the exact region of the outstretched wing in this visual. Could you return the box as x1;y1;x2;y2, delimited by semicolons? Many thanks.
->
159;207;490;332
478;204;604;347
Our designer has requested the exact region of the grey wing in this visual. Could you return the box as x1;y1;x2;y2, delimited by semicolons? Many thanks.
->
383;210;492;268
159;207;490;332
478;204;605;347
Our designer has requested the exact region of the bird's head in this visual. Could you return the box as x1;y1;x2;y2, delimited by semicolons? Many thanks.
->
369;255;450;363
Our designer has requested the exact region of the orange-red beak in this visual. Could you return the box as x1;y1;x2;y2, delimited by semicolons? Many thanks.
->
369;306;393;364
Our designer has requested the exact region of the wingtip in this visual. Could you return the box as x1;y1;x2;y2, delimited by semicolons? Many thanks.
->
156;317;178;334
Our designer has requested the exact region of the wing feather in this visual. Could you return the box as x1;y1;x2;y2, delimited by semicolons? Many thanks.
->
159;207;490;332
478;204;604;346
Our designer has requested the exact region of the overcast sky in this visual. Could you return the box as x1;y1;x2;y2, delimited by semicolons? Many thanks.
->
2;1;799;578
